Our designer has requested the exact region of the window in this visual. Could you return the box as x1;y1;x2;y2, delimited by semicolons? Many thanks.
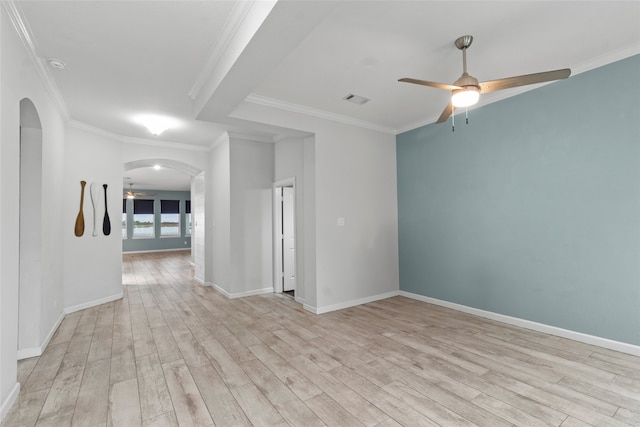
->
185;200;191;236
133;199;154;238
160;200;180;237
122;199;127;239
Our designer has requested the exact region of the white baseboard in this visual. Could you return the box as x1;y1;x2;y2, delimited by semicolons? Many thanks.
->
213;284;273;299
123;247;191;254
0;382;20;424
17;311;65;360
16;347;41;360
400;291;640;357
305;290;400;315
64;291;123;315
193;276;212;287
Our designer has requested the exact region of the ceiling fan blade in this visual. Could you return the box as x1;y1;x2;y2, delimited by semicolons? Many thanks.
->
479;68;571;93
436;102;454;124
399;77;462;91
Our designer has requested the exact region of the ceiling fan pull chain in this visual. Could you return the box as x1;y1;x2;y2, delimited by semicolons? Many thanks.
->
466;107;469;125
451;108;455;132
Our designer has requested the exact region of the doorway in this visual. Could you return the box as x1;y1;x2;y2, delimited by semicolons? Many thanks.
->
18;98;43;359
273;178;296;297
122;159;204;284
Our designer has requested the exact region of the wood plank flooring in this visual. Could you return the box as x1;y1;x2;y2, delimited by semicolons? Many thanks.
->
3;250;639;426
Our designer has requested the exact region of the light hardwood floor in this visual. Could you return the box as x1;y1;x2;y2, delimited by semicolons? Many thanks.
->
3;250;639;426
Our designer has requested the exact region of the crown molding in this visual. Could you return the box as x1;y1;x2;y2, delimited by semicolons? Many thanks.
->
122;136;211;152
227;131;275;144
187;0;257;100
245;94;397;135
68;120;211;152
209;132;229;150
2;1;70;120
68;120;122;140
570;43;640;77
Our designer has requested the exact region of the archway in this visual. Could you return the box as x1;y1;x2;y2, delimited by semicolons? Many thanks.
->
18;98;43;359
123;159;205;283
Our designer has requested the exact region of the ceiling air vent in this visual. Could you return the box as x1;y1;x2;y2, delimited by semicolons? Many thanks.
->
343;93;370;105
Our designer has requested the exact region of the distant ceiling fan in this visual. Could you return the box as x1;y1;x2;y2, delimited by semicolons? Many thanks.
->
399;35;571;127
124;183;156;199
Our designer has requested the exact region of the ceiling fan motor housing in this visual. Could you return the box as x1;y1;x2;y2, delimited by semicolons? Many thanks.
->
452;72;480;108
453;72;480;89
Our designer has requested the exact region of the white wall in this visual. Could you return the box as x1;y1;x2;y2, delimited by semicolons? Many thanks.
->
313;126;399;309
207;134;274;296
302;135;317;308
39;111;66;339
232;101;400;312
209;135;231;289
0;6;66;419
63;126;123;310
229;137;274;295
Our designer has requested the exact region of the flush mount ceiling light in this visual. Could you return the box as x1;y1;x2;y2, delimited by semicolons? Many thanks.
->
343;93;370;105
48;58;65;69
133;114;180;136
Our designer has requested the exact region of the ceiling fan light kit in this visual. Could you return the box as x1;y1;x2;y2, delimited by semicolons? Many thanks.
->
451;87;480;108
124;183;156;199
399;35;571;131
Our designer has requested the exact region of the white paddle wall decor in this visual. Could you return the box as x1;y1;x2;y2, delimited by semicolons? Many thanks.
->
89;182;100;236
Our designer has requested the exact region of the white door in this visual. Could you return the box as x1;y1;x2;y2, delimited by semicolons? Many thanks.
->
282;186;296;292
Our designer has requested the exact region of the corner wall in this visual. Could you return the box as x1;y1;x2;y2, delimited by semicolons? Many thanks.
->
209;135;231;288
231;102;400;313
63;126;123;311
230;137;274;295
208;133;275;296
397;55;640;346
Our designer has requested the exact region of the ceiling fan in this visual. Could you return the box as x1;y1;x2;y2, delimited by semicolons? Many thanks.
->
124;183;156;199
399;35;571;126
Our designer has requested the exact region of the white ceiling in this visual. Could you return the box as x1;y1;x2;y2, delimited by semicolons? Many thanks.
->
11;1;640;190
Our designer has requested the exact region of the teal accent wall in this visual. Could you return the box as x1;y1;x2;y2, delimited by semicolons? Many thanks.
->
122;190;192;253
397;55;640;345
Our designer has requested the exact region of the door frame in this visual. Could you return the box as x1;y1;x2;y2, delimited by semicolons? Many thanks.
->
272;177;296;293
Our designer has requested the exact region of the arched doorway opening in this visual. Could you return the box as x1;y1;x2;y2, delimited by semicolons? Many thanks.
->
18;98;43;359
123;159;205;283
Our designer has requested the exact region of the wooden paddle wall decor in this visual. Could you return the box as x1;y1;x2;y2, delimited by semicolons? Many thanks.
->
74;180;86;237
75;180;112;237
